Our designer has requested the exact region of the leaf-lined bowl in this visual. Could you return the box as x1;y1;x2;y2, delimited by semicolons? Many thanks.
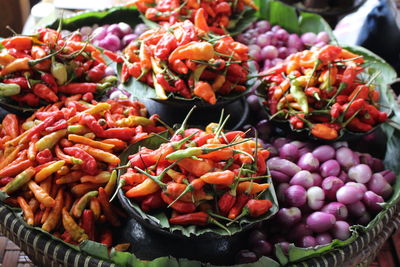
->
116;133;279;238
256;45;397;142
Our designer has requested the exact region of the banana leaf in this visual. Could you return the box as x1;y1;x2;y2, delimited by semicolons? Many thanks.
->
116;133;279;237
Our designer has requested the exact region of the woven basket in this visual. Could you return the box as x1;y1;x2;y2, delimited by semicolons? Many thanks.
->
0;201;399;267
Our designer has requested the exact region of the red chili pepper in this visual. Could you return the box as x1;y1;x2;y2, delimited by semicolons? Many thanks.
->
0;177;13;187
343;99;365;119
97;187;121;227
341;65;363;95
33;83;58;103
2;114;19;138
82;92;94;102
160;192;196;213
102;128;135;141
330;103;343;119
347;117;373;132
41;73;58;93
169;212;209;225
25;111;64;141
64;147;98;175
36;149;54;164
317;45;342;63
80;114;105;136
45;119;67;132
156;73;176;92
305;87;321;100
174;79;191;98
103;50;124;63
171;59;189;74
2;36;33;50
59;83;97;94
87;63;107;82
154;33;178;61
246;199;273;217
141;191;165;212
336;95;348;105
80;209;95;240
3;77;29;89
228;193;250;219
289;114;304;129
218;191;236;215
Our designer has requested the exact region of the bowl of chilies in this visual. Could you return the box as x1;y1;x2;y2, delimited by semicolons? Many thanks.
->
0;95;165;247
113;16;254;106
256;44;390;141
117;117;279;238
0;28;117;112
127;0;258;35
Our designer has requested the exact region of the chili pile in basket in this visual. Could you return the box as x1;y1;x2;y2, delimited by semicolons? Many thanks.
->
0;95;165;247
120;118;273;232
259;45;388;140
0;28;117;106
112;17;250;104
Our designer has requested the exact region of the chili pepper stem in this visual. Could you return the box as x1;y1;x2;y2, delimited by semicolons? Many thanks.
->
232;149;255;162
167;183;194;208
29;42;67;66
209;216;231;235
238;175;270;181
172;106;196;139
207;211;234;222
110;179;126;202
134;160;181;189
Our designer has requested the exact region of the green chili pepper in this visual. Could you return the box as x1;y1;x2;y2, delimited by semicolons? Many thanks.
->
0;83;21;96
35;129;67;151
100;75;118;84
72;191;99;218
290;80;309;114
104;170;117;197
67;125;90;135
51;59;68;85
166;139;249;160
3;167;36;194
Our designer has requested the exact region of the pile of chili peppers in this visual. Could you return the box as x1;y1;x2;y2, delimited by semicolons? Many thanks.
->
121;119;272;232
0;95;165;246
260;45;388;140
127;0;258;32
0;28;116;106
115;17;250;104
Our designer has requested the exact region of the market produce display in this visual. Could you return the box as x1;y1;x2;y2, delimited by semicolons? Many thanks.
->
234;138;395;263
237;20;331;71
0;96;165;245
117;17;250;103
258;45;388;140
128;0;258;32
0;28;117;106
61;23;149;52
120;118;273;233
0;1;398;267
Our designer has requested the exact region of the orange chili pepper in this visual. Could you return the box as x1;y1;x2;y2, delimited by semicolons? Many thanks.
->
62;208;88;242
28;180;56;208
194;8;209;33
2;114;19;138
200;170;235;185
237;182;270;194
193;81;216;104
17;196;34;225
125;177;159;198
169;41;214;63
310;123;338;140
177;158;214;177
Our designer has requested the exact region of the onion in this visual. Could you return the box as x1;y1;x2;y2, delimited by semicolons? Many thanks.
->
122;34;138;47
317;32;330;43
107;24;124;38
321;176;344;200
363;191;384;212
321;202;348;220
368;173;393;199
348;164;372;183
288;223;313;241
372;158;385;172
297;153;319;172
307;186;325;210
312;145;335;162
336;147;359;170
246;94;261;112
252;240;272;256
301;32;317;46
379;170;396;184
298;236;317;248
332;221;351;240
290;170;314;188
267;157;301;177
277;183;290;203
306;212;336;233
359;153;374;167
99;34;121;52
345;182;367;193
92;26;107;41
248;230;267;247
279;143;299;162
337;171;349;183
311;173;322;186
315;233;333;245
276;207;302;226
118;22;132;35
272;137;291;149
336;185;364;204
346;201;366;218
271;170;290;183
256;120;271;139
320;160;340;178
356;213;371;225
285;185;307;207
